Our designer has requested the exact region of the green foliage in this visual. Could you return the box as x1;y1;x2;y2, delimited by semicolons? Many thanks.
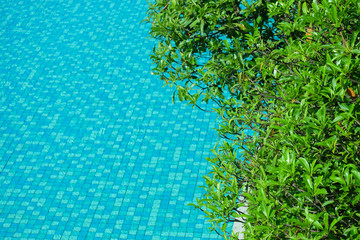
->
145;0;360;238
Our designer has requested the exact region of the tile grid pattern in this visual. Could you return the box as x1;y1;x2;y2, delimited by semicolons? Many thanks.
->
0;0;222;239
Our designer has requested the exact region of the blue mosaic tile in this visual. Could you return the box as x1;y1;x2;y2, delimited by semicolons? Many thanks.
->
0;0;223;239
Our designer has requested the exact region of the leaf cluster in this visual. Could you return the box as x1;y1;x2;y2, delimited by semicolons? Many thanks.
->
145;0;360;239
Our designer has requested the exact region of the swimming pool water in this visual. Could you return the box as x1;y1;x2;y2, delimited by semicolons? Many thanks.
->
0;0;222;239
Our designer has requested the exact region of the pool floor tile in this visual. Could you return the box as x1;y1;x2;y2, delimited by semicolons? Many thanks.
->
0;0;222;239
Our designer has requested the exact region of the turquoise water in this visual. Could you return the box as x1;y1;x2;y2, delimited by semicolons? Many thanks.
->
0;0;221;239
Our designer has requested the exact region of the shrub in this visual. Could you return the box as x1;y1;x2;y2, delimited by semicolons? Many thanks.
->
145;0;360;239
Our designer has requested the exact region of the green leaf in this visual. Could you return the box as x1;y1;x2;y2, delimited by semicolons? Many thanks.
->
330;175;346;186
327;61;343;73
322;201;334;208
200;19;204;36
351;169;360;183
312;1;319;12
330;216;344;231
330;4;338;26
302;2;308;15
350;49;360;54
305;175;313;191
324;213;329;231
332;115;345;123
315;188;328;195
299;158;311;174
316;105;327;124
172;92;176;104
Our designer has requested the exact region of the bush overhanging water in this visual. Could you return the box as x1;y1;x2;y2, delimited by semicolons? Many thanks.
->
145;0;360;238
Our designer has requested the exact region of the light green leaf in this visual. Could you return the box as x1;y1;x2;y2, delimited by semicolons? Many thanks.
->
332;115;345;123
299;158;310;174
